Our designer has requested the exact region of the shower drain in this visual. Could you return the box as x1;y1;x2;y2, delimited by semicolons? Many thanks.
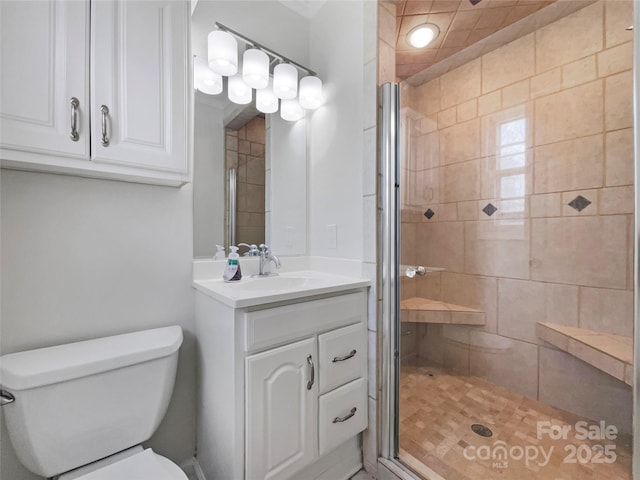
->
471;424;493;437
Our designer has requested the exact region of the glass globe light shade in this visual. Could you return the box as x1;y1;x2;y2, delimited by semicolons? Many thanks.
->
194;57;222;95
242;48;269;89
299;75;323;109
280;99;304;122
273;63;298;100
228;74;252;105
256;80;278;114
208;30;238;76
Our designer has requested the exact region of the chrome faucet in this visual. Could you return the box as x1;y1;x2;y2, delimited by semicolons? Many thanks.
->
238;243;259;256
256;243;281;277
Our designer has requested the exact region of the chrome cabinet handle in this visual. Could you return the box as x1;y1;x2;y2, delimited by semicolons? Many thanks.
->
100;105;110;146
332;349;357;363
69;97;80;141
332;407;357;423
306;355;314;390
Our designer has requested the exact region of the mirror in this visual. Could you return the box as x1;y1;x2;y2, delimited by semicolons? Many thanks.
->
191;1;310;259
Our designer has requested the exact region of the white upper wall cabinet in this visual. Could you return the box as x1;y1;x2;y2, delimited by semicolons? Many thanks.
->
0;0;191;187
0;1;90;158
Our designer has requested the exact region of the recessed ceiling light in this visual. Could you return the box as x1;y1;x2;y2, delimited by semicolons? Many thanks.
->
407;24;439;48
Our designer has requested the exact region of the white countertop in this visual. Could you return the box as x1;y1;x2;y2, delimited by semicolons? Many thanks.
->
192;257;371;308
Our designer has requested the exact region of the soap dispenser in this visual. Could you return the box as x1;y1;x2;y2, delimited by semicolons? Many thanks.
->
214;245;226;260
222;246;242;282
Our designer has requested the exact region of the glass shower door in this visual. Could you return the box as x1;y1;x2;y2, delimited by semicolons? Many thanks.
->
381;2;636;473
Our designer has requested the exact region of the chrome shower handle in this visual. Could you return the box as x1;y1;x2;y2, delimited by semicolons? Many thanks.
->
69;97;80;141
405;265;426;278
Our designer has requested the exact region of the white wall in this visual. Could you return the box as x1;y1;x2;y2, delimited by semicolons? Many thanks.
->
309;1;365;260
193;95;225;258
0;169;196;479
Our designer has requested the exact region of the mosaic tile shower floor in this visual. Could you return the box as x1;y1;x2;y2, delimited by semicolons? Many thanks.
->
399;359;632;480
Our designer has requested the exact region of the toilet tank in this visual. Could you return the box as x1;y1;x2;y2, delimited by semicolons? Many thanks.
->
0;325;183;478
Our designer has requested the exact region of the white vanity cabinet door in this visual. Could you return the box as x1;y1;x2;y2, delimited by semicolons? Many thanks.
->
246;337;318;480
90;0;189;178
0;0;90;158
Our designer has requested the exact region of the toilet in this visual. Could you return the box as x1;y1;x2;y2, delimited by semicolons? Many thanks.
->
0;325;188;480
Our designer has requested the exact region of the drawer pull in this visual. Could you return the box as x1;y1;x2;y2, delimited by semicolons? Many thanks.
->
307;355;314;390
332;407;357;423
332;349;357;363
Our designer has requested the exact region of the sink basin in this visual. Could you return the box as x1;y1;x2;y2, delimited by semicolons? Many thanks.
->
193;269;371;308
232;275;319;291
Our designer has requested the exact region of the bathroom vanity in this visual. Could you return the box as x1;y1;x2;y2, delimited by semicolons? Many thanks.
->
193;268;370;480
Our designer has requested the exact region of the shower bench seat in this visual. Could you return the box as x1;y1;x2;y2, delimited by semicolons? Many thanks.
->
536;322;633;386
400;297;485;326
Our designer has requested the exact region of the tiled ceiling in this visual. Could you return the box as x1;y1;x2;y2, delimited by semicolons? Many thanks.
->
396;0;557;80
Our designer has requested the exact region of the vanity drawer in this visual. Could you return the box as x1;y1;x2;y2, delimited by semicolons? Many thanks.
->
318;323;366;394
244;292;365;352
318;377;367;455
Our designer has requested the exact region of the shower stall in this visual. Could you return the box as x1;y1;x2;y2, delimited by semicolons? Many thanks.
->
379;2;638;479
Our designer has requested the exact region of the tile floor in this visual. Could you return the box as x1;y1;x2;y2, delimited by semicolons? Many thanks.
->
399;359;632;480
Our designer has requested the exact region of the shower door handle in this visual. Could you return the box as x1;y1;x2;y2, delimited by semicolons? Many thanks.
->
405;266;426;278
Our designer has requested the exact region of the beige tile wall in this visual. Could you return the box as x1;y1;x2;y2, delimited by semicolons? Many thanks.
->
400;0;634;433
225;117;266;247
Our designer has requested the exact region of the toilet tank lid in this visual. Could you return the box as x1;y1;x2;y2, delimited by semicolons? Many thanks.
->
0;326;183;391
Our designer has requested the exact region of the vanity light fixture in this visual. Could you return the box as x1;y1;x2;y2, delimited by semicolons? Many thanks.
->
204;22;323;121
407;23;439;48
207;30;238;75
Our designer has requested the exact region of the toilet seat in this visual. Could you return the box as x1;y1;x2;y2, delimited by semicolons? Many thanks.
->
67;448;188;480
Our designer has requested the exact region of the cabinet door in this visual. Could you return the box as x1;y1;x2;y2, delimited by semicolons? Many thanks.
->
0;0;90;158
90;0;189;176
246;338;317;480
